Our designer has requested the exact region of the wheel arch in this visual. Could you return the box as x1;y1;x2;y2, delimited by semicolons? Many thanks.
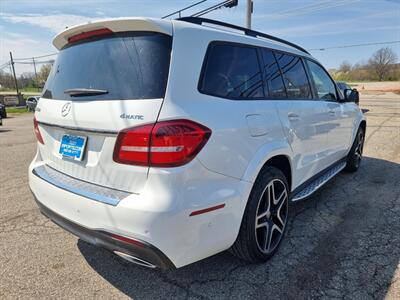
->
348;118;366;154
241;141;293;191
262;155;292;192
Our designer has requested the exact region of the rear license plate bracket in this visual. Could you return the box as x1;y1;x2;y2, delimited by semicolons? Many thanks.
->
59;134;87;161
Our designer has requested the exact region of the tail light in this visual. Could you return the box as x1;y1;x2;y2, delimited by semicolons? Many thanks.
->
33;116;44;144
113;119;211;167
68;28;113;44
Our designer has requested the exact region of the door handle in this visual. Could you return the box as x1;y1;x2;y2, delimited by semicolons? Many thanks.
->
329;110;335;116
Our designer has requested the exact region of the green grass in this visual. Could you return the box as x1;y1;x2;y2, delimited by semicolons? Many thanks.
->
6;107;31;114
0;88;41;94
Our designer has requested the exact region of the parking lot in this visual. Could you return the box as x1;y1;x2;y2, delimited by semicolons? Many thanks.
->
0;91;399;299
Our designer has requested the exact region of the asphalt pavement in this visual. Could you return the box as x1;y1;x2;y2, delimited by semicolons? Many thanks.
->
0;92;399;299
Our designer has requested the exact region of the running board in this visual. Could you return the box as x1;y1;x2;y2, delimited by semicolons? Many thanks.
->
291;161;346;202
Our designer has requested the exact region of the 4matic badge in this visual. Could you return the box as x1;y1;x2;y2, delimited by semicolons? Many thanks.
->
120;113;144;120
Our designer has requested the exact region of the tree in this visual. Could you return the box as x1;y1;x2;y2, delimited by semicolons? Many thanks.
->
18;72;35;88
368;47;398;81
339;60;352;73
37;61;54;87
0;70;15;89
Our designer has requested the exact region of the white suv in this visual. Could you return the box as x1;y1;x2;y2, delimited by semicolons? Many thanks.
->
29;17;365;269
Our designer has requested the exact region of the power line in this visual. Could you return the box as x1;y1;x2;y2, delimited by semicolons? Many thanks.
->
1;53;57;70
14;60;54;65
162;0;237;19
162;0;208;19
275;0;332;15
308;40;400;51
274;0;360;18
12;52;58;61
191;0;237;17
0;62;10;70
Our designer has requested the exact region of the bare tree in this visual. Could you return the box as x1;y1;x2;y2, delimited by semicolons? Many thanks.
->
37;62;54;87
0;70;15;89
368;47;398;81
339;60;352;73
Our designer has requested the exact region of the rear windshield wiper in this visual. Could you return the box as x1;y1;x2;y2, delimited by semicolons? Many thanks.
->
64;88;108;97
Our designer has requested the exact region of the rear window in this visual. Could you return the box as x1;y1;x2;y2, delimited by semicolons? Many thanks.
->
42;32;172;100
275;53;312;99
199;43;264;99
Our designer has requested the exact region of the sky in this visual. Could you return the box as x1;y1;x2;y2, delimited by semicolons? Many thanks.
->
0;0;399;75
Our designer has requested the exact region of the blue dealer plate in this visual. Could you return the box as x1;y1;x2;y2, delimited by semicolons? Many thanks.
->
59;134;87;161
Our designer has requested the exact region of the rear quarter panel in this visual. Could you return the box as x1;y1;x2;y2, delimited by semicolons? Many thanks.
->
159;21;293;182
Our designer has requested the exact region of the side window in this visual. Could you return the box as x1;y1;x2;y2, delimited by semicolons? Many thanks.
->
306;60;337;100
199;44;264;99
275;53;312;99
262;49;287;99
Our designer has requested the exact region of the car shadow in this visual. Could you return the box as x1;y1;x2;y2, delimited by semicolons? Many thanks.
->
78;156;400;299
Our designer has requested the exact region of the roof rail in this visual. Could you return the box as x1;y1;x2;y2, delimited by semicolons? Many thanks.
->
177;17;310;55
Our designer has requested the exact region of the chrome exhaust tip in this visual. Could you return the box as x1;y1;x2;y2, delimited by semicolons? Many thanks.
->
114;251;157;269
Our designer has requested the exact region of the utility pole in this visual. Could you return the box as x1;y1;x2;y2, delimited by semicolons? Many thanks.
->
246;0;253;29
32;57;39;91
9;52;19;95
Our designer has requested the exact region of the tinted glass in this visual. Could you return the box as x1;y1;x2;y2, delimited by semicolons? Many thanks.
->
200;44;264;99
275;53;312;99
307;60;337;100
337;82;351;91
42;32;172;100
262;50;287;99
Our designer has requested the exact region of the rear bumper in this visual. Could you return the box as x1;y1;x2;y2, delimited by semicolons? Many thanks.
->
33;193;175;270
29;151;251;268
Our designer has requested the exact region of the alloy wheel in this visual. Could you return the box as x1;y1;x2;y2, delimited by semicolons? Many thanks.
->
354;131;364;167
255;179;288;254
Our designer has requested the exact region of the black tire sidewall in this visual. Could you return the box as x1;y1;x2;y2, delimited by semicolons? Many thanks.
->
242;166;290;261
345;127;365;172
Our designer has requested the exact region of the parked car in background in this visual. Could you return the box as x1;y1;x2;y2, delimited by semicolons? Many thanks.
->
29;17;365;270
0;114;2;126
0;103;7;118
26;96;40;111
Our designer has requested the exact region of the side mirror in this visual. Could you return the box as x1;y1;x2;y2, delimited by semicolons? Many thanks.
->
344;88;359;105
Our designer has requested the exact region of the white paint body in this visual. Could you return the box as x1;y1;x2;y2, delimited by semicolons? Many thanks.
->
29;18;365;268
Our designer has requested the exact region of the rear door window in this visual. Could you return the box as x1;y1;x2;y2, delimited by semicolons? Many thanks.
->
199;43;264;99
306;60;337;100
42;32;172;101
275;53;312;99
261;49;287;99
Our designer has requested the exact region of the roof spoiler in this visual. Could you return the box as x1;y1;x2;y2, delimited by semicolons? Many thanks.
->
53;18;172;50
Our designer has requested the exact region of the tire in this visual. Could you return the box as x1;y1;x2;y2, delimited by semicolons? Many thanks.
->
231;166;289;263
344;126;365;172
